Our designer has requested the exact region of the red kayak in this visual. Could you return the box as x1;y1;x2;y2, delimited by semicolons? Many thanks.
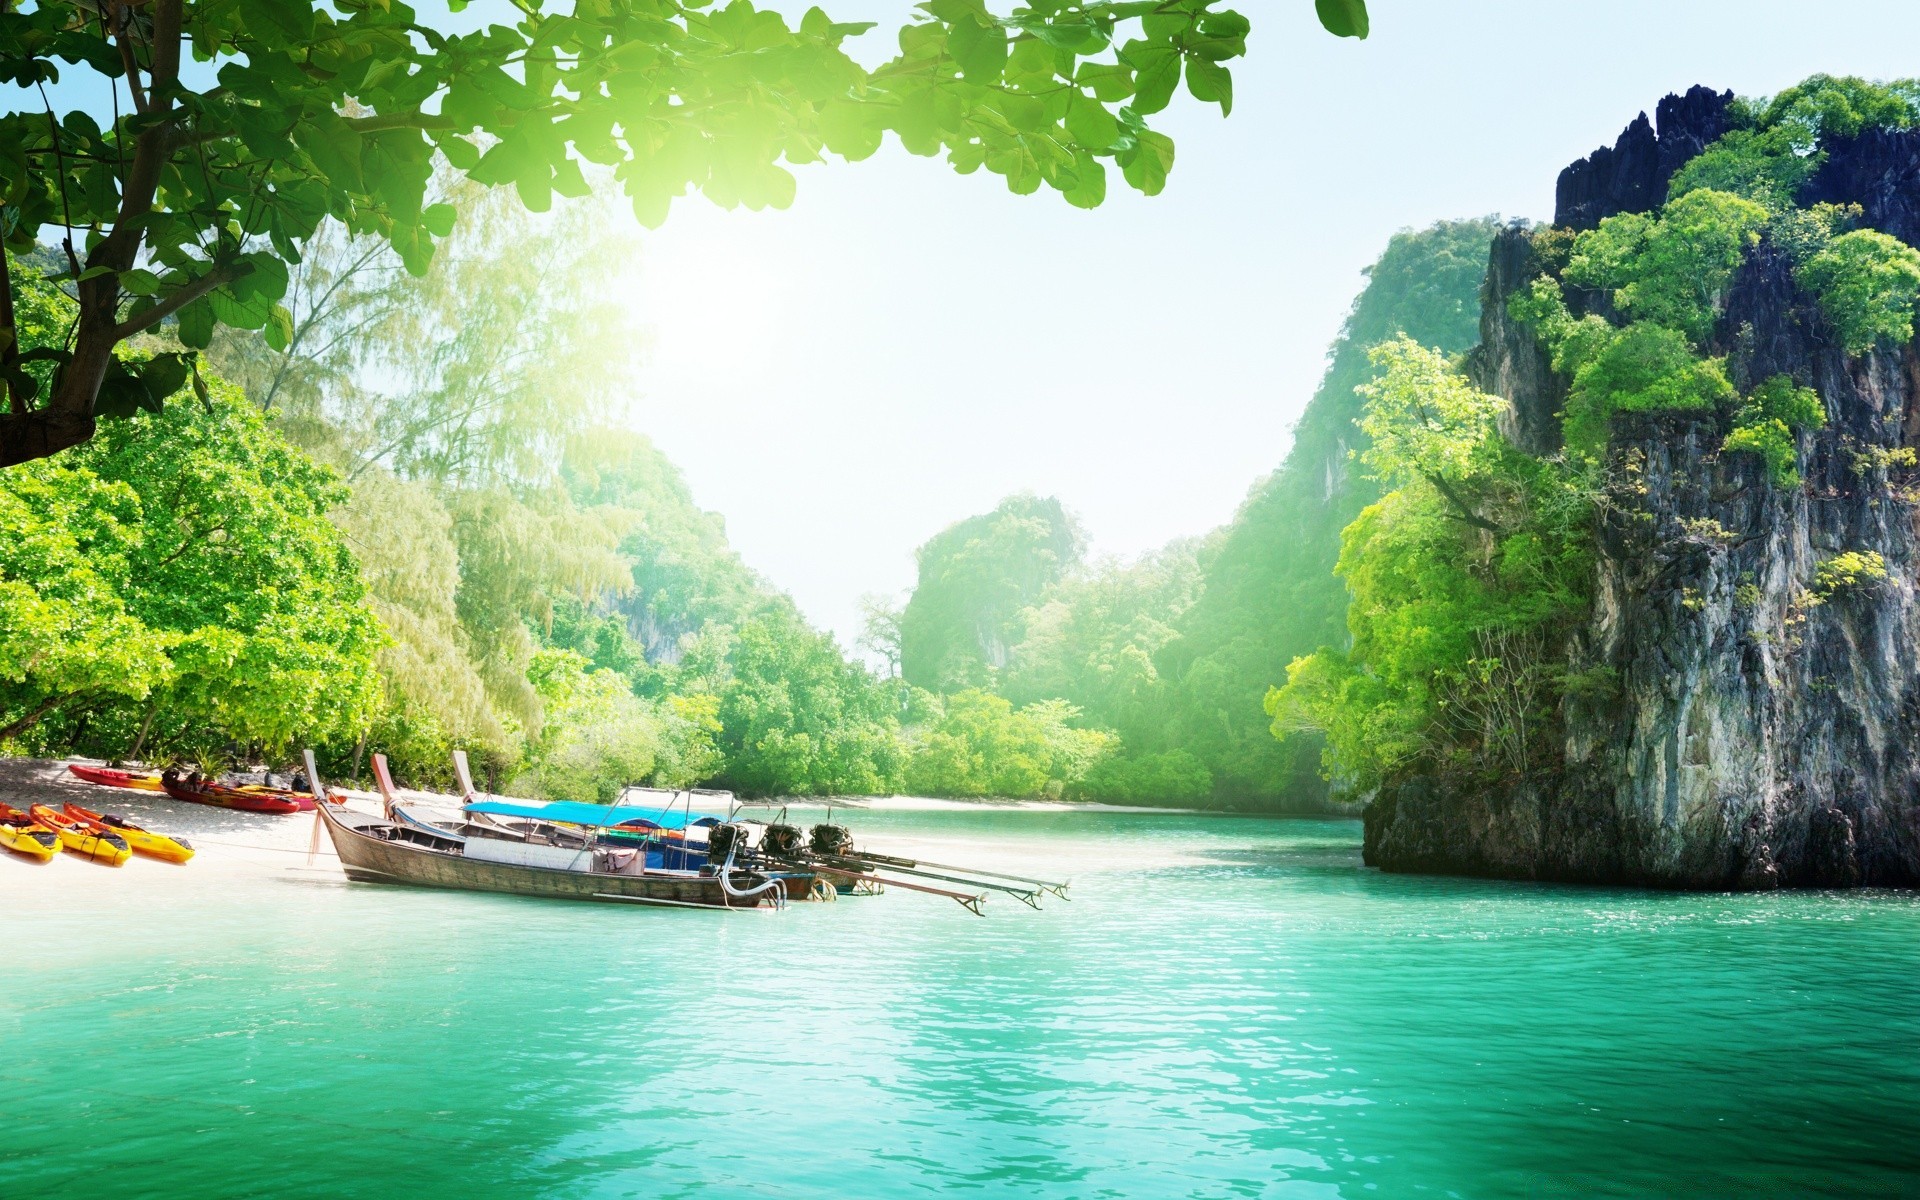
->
160;768;303;815
68;764;166;792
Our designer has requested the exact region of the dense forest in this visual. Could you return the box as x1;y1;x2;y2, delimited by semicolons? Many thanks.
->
894;218;1498;808
0;200;1496;808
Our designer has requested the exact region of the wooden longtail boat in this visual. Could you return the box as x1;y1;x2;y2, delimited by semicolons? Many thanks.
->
67;764;165;792
0;804;60;862
62;804;194;864
31;804;130;865
307;753;796;910
160;768;304;815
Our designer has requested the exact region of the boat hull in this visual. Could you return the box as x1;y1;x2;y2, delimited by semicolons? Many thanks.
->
161;779;303;814
68;764;165;792
0;823;59;862
318;804;789;908
63;805;193;864
31;806;130;866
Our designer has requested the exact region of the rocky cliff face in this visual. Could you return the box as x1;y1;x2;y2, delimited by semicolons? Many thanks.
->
1555;86;1736;229
1367;91;1920;889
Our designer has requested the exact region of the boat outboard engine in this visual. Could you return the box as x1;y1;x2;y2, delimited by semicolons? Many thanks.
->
706;822;750;865
763;823;804;857
809;823;852;857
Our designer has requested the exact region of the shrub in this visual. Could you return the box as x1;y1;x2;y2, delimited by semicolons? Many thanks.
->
1565;189;1768;343
1667;128;1820;211
1076;749;1212;805
1796;229;1920;354
1561;323;1736;456
1761;74;1920;147
1808;550;1890;602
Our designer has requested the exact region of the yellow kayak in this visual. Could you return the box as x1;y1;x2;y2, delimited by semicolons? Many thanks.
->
64;803;194;864
31;804;130;866
0;805;60;862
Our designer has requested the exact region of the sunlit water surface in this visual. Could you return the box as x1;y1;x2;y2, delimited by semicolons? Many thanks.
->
3;800;1917;1198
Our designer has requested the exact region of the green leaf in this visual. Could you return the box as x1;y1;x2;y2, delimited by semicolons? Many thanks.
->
1062;151;1106;209
1119;129;1174;196
1126;44;1179;115
176;299;214;349
421;203;457;238
1075;62;1134;102
1065;93;1121;150
947;16;1008;83
242;0;318;47
1185;59;1233;116
1315;0;1369;39
264;304;294;352
119;268;161;296
138;352;191;401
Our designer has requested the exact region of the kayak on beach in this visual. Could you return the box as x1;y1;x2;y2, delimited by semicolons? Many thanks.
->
0;803;60;862
67;764;166;792
62;803;194;864
160;767;306;815
31;804;131;866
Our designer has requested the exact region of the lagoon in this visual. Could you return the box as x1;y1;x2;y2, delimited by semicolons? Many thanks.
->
3;803;1917;1198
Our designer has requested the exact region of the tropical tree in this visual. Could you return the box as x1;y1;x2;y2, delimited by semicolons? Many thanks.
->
0;0;1365;467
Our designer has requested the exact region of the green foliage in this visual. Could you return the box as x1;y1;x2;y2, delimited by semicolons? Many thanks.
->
1808;550;1889;602
1766;202;1862;266
1723;377;1826;486
1076;748;1212;805
697;612;904;798
0;0;1320;465
1001;541;1205;735
1759;74;1920;147
903;689;1113;799
564;429;781;663
1153;218;1500;806
0;464;174;746
79;383;384;755
1315;0;1370;39
513;649;717;803
1796;230;1920;355
339;467;516;780
1355;336;1506;488
1267;448;1593;791
0;364;381;761
901;494;1084;691
1559;323;1735;457
1564;190;1768;343
1666;128;1820;211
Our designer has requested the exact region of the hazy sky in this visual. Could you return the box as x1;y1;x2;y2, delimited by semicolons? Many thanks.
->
608;0;1920;647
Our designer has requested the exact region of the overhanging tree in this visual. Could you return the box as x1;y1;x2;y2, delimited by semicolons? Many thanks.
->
0;0;1366;467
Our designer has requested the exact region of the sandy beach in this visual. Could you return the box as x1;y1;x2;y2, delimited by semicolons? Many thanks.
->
0;759;364;903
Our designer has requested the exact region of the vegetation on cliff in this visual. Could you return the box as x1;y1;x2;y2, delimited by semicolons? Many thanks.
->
1274;74;1920;805
891;220;1500;807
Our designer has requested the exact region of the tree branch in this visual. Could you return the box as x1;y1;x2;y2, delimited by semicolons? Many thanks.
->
345;110;459;134
1424;471;1503;535
0;692;79;742
113;263;241;340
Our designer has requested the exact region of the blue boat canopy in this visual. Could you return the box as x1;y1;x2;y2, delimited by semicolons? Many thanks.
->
464;799;701;831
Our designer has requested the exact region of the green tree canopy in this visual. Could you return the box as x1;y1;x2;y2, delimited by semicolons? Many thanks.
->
0;0;1363;467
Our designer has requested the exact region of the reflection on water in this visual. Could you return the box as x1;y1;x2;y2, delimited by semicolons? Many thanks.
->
3;806;1917;1198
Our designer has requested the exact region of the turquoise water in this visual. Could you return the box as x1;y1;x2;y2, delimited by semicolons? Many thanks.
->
4;803;1918;1198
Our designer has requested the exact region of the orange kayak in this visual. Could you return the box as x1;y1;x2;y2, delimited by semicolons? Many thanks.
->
31;804;130;865
63;803;194;864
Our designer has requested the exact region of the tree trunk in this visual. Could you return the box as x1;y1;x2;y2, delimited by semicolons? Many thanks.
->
126;703;158;762
0;692;76;742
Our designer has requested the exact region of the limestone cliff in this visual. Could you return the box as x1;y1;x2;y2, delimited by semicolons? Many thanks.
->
1366;90;1920;889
